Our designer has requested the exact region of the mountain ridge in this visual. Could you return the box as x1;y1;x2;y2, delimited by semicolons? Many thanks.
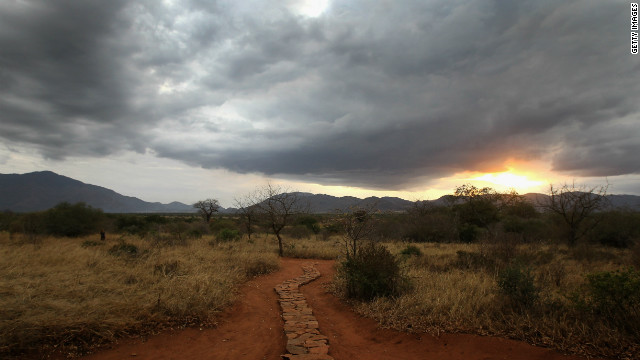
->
0;171;195;213
1;171;639;213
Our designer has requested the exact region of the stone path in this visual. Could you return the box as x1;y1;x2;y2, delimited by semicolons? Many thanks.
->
274;263;334;360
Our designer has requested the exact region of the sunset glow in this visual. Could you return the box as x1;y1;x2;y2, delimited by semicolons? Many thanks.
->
470;171;544;193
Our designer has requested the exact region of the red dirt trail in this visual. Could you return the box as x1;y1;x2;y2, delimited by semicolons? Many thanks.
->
82;258;595;360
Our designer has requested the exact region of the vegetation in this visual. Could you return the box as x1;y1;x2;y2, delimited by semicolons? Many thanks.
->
0;232;279;358
193;198;220;222
1;181;639;359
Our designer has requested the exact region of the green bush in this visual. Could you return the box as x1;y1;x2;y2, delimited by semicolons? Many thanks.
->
217;228;240;242
108;242;139;257
338;242;405;301
44;202;105;237
400;244;422;257
572;268;640;334
458;224;480;243
295;215;321;234
497;263;539;309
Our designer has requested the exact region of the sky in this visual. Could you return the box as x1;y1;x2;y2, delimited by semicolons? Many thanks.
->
1;0;639;207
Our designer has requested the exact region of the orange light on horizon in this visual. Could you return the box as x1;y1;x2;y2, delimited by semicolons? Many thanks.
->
469;171;544;193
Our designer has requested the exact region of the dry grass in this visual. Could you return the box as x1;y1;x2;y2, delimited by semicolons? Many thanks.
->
349;241;639;359
281;234;342;260
0;232;279;358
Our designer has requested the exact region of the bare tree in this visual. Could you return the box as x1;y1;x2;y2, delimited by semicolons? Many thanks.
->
250;183;309;256
541;182;609;246
193;198;220;223
337;203;377;260
234;194;259;240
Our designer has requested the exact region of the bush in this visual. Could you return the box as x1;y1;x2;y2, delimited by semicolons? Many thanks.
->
573;268;640;334
295;215;321;234
497;263;539;309
458;224;480;243
217;228;240;242
44;202;105;237
81;240;103;248
400;244;422;257
283;225;313;239
108;242;139;257
338;242;405;301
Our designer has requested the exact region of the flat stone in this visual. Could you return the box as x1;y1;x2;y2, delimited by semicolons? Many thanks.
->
286;344;308;355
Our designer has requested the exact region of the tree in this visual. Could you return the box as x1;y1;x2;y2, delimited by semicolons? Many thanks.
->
234;194;259;240
453;184;502;231
337;203;377;260
541;182;609;246
250;183;308;256
193;198;220;223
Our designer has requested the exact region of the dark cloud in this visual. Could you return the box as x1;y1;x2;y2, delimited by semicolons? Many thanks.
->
0;0;638;188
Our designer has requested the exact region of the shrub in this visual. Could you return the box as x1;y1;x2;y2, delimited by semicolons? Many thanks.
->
573;268;640;334
283;224;313;239
632;241;640;269
295;215;321;234
81;240;103;248
458;224;480;243
400;244;422;257
217;228;240;242
44;202;105;237
497;263;539;309
108;242;139;257
338;242;406;301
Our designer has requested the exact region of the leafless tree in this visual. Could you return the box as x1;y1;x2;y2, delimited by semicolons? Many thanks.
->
193;198;220;223
234;194;259;240
337;203;378;260
541;182;609;246
250;183;309;256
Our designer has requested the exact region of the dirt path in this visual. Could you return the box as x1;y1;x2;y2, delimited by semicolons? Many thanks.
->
83;258;596;360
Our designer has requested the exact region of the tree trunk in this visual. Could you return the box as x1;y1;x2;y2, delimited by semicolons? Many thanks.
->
276;232;284;257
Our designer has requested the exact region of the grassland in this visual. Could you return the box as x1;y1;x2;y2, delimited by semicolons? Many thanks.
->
2;229;639;359
349;241;640;359
0;232;280;358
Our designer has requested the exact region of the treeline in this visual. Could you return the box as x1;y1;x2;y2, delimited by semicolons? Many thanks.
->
2;184;640;249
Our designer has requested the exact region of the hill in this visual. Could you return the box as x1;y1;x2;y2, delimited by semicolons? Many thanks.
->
2;171;638;213
0;171;195;213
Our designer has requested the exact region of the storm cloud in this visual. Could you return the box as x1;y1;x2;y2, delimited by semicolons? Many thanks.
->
1;0;638;189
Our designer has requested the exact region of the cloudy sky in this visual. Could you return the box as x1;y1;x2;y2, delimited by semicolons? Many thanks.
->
1;0;638;206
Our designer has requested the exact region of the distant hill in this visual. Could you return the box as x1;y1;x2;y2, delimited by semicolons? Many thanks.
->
523;193;640;211
0;171;195;213
294;192;640;213
293;192;414;213
2;171;638;214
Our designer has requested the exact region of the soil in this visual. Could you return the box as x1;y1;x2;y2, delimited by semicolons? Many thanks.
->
81;258;597;360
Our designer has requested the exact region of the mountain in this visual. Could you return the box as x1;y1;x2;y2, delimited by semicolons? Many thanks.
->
294;192;414;213
522;193;640;210
0;171;195;213
3;171;638;214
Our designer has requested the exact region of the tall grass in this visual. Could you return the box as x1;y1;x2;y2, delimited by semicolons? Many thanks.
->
349;241;639;359
0;232;279;358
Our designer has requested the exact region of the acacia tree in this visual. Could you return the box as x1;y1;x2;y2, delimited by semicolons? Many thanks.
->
250;183;308;256
453;184;502;232
541;182;609;246
193;198;220;223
